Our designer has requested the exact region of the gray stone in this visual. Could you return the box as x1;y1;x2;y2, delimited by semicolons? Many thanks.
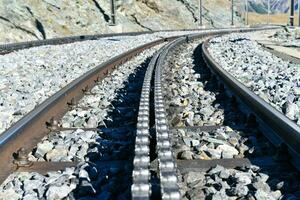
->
195;144;208;152
258;173;269;182
220;181;230;190
217;144;239;158
251;181;271;193
174;145;190;158
184;172;205;185
23;179;43;193
86;116;98;128
207;165;226;175
285;102;299;120
270;190;282;199
238;143;250;155
68;145;79;157
219;170;230;179
45;172;64;184
200;107;214;117
191;139;200;147
45;148;68;161
228;137;239;147
186;188;206;199
203;137;227;145
215;131;229;141
73;118;87;127
206;142;215;150
46;184;75;200
203;186;217;194
179;150;194;160
211;191;228;200
205;149;222;159
204;177;215;185
35;141;54;157
230;184;249;197
255;189;275;200
183;137;193;147
0;188;22;200
249;165;260;172
23;192;39;200
79;168;90;181
32;173;45;182
293;87;300;96
235;172;252;185
221;151;234;159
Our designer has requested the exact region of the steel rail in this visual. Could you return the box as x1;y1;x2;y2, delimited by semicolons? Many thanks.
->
0;29;203;55
0;26;282;55
202;39;300;168
130;26;281;199
0;37;173;184
0;26;280;188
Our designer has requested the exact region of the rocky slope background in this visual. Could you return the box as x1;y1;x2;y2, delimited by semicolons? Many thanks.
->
0;0;246;43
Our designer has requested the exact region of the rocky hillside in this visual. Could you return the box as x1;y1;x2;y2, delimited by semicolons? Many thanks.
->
0;0;245;44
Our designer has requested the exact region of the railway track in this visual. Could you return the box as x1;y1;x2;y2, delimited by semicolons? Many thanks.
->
2;27;299;200
162;37;300;199
0;28;221;55
0;26;274;55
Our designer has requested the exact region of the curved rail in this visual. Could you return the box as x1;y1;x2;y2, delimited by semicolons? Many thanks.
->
129;26;280;199
0;26;282;55
0;31;153;54
0;26;280;188
202;39;300;168
0;28;204;55
0;37;169;183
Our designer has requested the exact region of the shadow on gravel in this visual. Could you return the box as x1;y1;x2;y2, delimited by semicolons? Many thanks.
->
191;43;300;199
72;57;151;200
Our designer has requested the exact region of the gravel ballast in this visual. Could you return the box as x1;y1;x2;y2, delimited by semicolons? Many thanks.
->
163;40;275;161
271;27;300;47
0;30;204;135
162;39;300;200
208;33;300;125
0;43;163;200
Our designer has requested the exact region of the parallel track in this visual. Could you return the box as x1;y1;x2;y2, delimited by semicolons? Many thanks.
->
158;34;300;199
1;27;292;200
0;26;278;55
131;29;300;199
0;29;205;55
202;40;300;168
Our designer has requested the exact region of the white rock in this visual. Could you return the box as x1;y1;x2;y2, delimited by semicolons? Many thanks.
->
45;148;68;161
235;172;252;185
285;103;299;120
217;144;239;158
86;116;98;128
46;184;75;200
35;141;54;157
184;172;205;185
0;188;22;200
